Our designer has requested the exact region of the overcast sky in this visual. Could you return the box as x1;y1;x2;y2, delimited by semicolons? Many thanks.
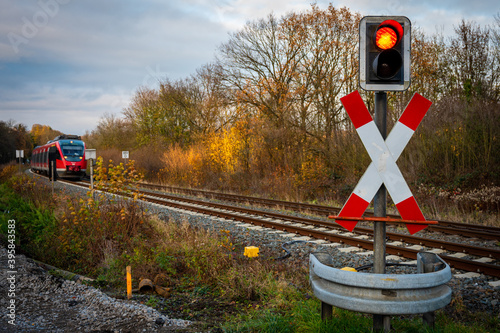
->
1;0;498;136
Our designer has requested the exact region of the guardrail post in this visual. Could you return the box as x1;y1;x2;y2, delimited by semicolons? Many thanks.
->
418;252;444;328
321;301;332;320
423;312;435;327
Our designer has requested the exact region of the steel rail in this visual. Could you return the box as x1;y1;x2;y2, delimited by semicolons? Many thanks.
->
139;192;500;277
138;190;500;260
138;183;500;240
53;178;500;277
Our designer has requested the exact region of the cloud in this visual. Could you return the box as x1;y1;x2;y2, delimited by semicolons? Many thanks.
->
334;0;498;37
0;84;129;135
1;0;498;136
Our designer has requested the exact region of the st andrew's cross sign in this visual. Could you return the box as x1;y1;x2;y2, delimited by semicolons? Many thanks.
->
335;91;432;234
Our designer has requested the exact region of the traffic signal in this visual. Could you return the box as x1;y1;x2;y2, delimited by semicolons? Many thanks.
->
359;16;411;91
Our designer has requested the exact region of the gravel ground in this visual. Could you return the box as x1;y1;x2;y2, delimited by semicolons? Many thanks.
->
1;173;498;331
0;247;191;332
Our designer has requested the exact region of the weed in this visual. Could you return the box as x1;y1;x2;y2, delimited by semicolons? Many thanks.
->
145;296;159;307
0;163;18;182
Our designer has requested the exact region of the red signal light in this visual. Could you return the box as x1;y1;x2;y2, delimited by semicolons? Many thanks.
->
376;27;398;49
375;20;403;50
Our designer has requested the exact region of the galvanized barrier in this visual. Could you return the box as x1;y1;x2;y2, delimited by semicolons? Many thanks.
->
309;252;451;316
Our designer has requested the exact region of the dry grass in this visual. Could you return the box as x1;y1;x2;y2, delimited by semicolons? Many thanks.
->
415;183;499;226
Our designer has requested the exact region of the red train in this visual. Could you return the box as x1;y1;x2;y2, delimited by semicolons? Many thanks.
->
31;134;87;179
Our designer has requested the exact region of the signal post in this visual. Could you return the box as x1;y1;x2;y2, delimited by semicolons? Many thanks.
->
362;16;410;332
301;15;451;332
311;15;451;333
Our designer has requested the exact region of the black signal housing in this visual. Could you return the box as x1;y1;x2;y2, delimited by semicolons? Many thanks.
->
359;16;411;91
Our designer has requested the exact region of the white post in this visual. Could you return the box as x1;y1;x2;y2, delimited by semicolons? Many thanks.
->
90;158;94;190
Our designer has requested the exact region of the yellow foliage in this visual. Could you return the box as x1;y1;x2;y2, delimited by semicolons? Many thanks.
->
160;144;206;187
207;126;244;175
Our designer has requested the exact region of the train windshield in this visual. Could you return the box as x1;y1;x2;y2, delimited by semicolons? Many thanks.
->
61;141;84;162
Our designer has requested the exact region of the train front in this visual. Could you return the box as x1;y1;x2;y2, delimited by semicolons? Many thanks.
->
57;139;87;179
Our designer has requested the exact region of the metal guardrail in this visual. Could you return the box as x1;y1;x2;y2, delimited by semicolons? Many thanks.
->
309;252;452;316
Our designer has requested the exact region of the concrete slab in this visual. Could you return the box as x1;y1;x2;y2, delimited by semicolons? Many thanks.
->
454;272;481;278
354;235;369;240
281;233;299;238
406;244;423;251
294;236;313;241
338;246;363;253
324;242;342;247
247;226;264;231
310;239;329;244
473;257;495;263
488;280;500;288
448;252;467;258
358;251;374;256
427;248;446;254
340;232;356;237
386;255;402;261
387;241;403;246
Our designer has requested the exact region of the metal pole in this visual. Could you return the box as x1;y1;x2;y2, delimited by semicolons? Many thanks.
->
373;91;390;332
51;160;55;195
90;158;94;191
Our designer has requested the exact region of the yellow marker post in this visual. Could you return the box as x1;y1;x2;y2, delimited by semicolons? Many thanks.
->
126;266;132;299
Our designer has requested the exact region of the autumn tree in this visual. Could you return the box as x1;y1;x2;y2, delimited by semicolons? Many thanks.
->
0;121;17;163
114;4;499;197
124;64;231;148
217;5;362;183
123;87;164;146
490;13;500;100
187;63;234;137
0;121;32;164
448;19;494;101
30;124;63;147
84;113;136;150
286;5;361;162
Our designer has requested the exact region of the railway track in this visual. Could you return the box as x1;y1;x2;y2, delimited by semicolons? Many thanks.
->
138;183;500;241
57;178;500;278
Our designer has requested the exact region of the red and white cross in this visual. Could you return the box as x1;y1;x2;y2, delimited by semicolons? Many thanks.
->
336;91;432;234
